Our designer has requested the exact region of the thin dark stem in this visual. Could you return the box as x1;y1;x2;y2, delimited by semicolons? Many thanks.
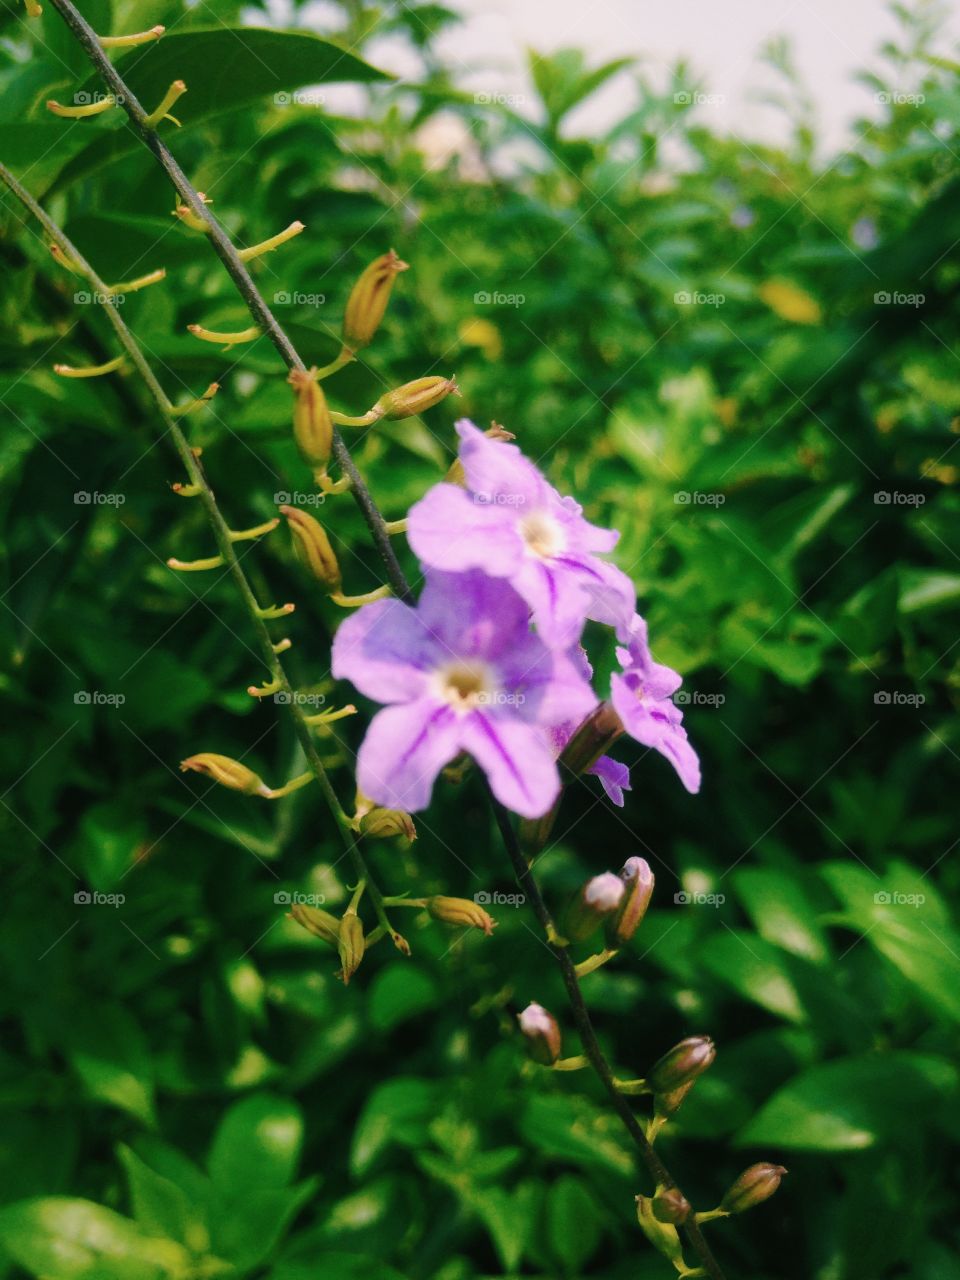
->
489;790;727;1280
46;0;412;603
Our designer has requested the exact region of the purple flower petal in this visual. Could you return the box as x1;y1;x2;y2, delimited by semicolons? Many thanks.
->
456;419;546;509
419;569;532;658
407;483;523;578
332;599;437;703
356;699;462;810
459;711;560;818
588;755;631;807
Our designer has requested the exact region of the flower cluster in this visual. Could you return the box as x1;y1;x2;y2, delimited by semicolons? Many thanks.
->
333;421;700;818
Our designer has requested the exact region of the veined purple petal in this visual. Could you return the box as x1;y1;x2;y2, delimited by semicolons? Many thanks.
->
588;755;631;807
611;672;701;794
513;558;592;647
419;569;532;659
356;699;462;811
456;419;546;509
407;483;523;578
459;711;560;818
332;599;436;704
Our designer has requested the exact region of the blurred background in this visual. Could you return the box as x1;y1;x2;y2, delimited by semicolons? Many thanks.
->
1;0;959;1277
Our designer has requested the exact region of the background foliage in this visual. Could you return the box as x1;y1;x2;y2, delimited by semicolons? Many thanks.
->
1;1;959;1277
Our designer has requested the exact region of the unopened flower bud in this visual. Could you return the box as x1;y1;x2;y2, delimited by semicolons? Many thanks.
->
607;856;654;947
518;1002;561;1065
426;895;495;935
559;702;623;776
563;872;625;943
288;367;333;466
342;248;409;355
635;1196;685;1268
654;1080;696;1118
180;753;269;796
359;807;416;840
280;505;341;589
720;1163;787;1215
289;902;340;949
374;376;459;421
652;1188;691;1225
338;910;365;984
649;1036;716;1095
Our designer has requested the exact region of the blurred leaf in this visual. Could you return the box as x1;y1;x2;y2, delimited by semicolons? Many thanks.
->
208;1093;303;1195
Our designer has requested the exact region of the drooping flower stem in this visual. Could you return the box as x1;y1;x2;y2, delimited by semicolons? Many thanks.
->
486;784;727;1280
45;0;412;605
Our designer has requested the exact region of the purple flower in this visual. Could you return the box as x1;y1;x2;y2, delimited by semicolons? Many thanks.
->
332;569;597;818
610;614;701;794
549;647;631;807
407;421;636;647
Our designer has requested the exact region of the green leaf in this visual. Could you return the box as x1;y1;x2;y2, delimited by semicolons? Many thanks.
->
473;1182;539;1272
733;866;829;963
210;1179;318;1271
367;964;439;1031
117;1145;209;1255
208;1093;303;1195
546;1175;601;1276
519;1094;632;1176
350;1078;440;1178
899;569;960;614
738;1053;957;1150
0;1198;190;1279
65;1007;156;1126
699;930;807;1022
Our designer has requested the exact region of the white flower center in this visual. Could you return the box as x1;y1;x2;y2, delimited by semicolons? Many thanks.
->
434;661;494;713
520;510;565;559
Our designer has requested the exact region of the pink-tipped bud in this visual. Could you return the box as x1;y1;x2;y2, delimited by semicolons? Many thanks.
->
648;1035;716;1094
720;1163;788;1215
518;1002;561;1065
426;895;496;935
563;871;625;943
651;1188;691;1225
606;856;654;946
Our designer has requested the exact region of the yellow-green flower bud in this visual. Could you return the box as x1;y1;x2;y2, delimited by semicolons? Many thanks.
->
179;753;269;796
648;1036;716;1094
289;902;341;949
518;1002;561;1065
562;872;625;943
374;376;459;421
280;505;341;590
606;856;654;947
651;1188;690;1225
359;807;417;841
426;895;495;935
635;1195;685;1269
338;910;365;984
720;1163;787;1215
288;367;333;466
342;248;409;355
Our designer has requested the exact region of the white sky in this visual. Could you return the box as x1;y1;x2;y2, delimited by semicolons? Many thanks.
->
419;0;960;154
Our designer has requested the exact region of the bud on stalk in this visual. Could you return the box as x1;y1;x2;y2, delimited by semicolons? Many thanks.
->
648;1036;716;1095
338;910;365;984
606;856;654;947
280;506;341;590
652;1187;691;1225
288;367;333;467
179;753;269;796
289;902;341;948
374;376;459;421
635;1196;685;1269
518;1002;561;1065
559;702;624;777
359;807;416;841
341;249;408;356
426;896;495;935
562;872;625;944
720;1163;787;1215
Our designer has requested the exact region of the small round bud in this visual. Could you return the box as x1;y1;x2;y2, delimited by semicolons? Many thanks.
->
288;367;333;466
652;1188;691;1225
289;902;341;949
518;1002;561;1065
179;753;269;796
342;248;409;354
358;807;416;841
374;376;459;421
337;911;365;984
606;856;654;946
648;1035;716;1094
720;1163;787;1215
280;505;341;590
426;895;496;935
563;872;625;943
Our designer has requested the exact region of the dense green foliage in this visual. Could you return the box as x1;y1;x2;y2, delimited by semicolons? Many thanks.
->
1;1;959;1277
